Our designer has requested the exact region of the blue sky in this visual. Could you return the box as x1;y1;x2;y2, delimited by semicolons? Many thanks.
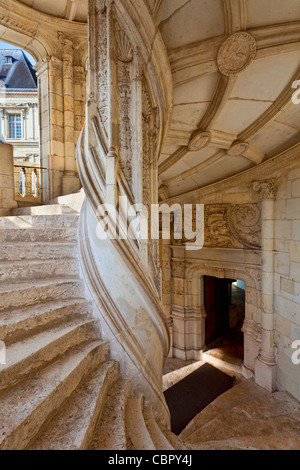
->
0;41;36;65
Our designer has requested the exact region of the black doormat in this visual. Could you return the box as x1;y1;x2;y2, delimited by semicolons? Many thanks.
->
164;363;235;435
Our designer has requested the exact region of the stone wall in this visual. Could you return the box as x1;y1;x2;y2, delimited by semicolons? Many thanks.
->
0;142;17;215
274;166;300;401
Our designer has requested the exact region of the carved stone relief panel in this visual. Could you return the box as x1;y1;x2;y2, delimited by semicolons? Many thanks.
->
95;2;109;131
205;203;261;249
204;204;238;248
142;79;153;209
169;203;261;249
115;21;133;187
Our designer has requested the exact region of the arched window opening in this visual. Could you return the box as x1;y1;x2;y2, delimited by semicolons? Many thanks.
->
0;40;41;202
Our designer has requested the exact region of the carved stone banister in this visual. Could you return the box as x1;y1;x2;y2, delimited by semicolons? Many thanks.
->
77;0;173;424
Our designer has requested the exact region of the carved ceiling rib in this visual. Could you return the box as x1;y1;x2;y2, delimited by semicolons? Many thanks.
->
152;0;163;18
222;0;247;34
162;150;226;187
162;143;300;204
159;77;234;175
170;21;300;87
198;75;235;130
238;67;300;142
65;0;81;21
159;147;187;174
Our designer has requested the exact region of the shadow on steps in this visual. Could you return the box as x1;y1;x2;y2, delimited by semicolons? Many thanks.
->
164;363;235;435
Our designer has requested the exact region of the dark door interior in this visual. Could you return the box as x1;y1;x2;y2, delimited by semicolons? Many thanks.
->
204;276;231;344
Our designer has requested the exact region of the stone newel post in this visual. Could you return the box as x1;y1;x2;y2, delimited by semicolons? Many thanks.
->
253;179;277;392
60;35;81;195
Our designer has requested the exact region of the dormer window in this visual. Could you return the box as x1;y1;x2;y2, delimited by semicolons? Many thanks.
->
4;56;13;64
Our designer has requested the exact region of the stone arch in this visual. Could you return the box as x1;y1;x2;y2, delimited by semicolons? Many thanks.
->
0;2;88;201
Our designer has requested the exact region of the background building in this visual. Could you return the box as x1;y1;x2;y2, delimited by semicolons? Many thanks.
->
0;48;39;163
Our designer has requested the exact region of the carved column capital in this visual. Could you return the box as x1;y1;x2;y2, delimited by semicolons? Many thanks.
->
252;179;276;199
58;33;79;59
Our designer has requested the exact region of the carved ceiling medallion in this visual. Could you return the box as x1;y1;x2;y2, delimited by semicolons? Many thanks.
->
188;130;211;152
227;140;249;156
217;32;257;77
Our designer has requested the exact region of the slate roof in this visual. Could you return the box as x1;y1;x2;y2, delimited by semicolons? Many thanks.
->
0;49;37;90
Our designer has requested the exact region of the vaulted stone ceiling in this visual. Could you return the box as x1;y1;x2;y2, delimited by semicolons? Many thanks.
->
16;0;300;199
17;0;88;22
150;0;300;198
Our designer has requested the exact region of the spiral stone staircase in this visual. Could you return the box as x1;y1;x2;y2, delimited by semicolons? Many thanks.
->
1;0;300;451
0;193;185;450
0;195;300;450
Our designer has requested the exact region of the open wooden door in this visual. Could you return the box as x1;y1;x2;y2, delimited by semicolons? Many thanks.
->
204;276;231;345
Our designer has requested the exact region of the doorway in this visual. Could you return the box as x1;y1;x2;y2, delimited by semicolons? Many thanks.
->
204;276;245;366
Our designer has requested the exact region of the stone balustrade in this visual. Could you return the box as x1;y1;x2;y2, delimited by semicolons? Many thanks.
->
14;162;41;203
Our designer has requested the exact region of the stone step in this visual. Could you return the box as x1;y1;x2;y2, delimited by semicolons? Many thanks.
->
0;298;93;345
91;379;132;450
0;340;108;450
0;279;86;312
12;204;79;216
186;413;300;445
0;227;78;243
155;420;188;450
143;406;175;450
180;380;268;441
0;258;79;281
185;389;300;445
125;396;155;450
0;242;77;262
0;318;100;392
46;190;84;213
0;214;79;229
189;436;300;450
30;361;120;450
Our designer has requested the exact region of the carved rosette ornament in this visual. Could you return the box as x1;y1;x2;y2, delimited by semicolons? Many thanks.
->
188;130;211;152
229;204;261;249
253;179;276;199
217;32;257;77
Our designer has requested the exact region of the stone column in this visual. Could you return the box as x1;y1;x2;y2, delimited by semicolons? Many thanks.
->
253;179;277;392
60;35;80;195
73;66;86;154
160;237;172;356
